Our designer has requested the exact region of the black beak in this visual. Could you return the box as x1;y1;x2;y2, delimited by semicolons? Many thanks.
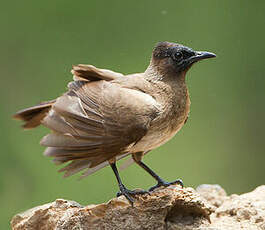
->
189;51;216;63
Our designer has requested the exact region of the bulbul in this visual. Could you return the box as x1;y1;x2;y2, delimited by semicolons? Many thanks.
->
14;41;216;204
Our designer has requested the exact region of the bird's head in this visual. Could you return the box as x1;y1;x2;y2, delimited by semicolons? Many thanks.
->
149;41;216;78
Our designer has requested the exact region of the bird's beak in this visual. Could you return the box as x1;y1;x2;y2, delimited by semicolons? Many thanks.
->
189;51;216;63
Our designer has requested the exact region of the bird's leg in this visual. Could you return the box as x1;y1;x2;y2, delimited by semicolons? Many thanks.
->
110;162;149;205
135;160;184;191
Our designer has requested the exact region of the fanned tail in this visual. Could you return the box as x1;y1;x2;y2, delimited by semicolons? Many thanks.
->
13;100;55;129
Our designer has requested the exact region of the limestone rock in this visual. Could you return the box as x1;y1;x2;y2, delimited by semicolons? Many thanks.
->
11;185;265;230
208;185;265;230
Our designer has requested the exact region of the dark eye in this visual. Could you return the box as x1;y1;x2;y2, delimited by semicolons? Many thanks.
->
173;51;183;61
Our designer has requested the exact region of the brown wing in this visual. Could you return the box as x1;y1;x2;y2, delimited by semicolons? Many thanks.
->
40;78;160;178
14;64;123;129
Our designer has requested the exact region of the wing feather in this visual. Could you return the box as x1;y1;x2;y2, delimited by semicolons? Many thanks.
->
41;133;103;148
40;77;160;178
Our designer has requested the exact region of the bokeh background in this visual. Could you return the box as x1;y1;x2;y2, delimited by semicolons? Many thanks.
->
1;0;265;228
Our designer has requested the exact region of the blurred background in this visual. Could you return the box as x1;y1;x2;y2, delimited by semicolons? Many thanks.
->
1;0;265;228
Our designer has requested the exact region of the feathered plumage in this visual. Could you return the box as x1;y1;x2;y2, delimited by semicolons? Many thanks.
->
14;42;216;204
14;64;160;177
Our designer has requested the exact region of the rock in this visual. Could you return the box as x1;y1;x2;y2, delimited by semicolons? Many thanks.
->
196;184;227;208
209;185;265;230
11;185;265;230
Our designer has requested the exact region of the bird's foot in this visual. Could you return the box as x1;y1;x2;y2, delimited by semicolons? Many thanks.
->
116;185;150;205
149;179;184;192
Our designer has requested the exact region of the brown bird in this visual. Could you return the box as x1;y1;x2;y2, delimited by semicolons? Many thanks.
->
14;41;216;204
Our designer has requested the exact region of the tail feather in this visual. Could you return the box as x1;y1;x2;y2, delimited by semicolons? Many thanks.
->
58;159;92;177
13;100;55;129
71;64;123;81
79;153;130;179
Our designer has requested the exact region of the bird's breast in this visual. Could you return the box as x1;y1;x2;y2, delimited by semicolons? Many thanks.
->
131;86;190;153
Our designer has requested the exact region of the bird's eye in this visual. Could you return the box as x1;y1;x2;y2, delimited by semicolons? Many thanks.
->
173;51;183;61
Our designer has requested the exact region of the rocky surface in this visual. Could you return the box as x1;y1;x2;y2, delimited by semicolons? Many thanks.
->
11;184;265;230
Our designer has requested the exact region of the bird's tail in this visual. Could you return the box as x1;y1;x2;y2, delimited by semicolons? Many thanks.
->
13;100;55;129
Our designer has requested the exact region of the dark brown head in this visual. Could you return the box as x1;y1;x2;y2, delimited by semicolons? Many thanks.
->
151;41;216;76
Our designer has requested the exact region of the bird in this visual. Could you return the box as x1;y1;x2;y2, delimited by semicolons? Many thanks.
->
14;41;216;205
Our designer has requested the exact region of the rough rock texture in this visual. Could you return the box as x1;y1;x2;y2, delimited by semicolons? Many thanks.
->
11;185;265;230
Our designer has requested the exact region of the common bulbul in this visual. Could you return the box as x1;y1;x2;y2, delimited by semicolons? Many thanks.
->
14;42;216;204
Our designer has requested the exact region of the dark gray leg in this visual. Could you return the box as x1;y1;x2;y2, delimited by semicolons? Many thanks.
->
110;162;149;205
135;160;183;191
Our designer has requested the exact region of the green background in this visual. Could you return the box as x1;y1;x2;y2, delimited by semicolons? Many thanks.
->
1;1;265;228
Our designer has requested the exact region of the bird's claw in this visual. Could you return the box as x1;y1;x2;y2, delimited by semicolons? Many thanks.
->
116;186;150;205
149;179;184;192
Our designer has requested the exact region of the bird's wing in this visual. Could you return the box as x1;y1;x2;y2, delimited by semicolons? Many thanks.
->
71;64;124;81
40;78;160;178
13;65;122;128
